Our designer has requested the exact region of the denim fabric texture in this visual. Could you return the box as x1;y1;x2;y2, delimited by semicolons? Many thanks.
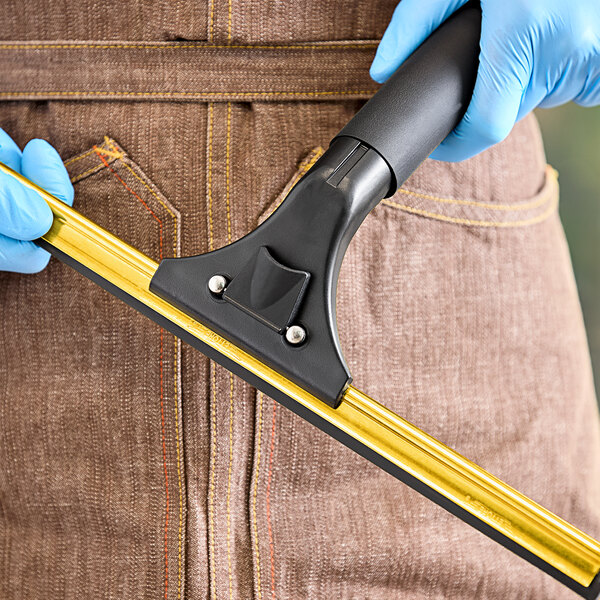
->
0;2;599;599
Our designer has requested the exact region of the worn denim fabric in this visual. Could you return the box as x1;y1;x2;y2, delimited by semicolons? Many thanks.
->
0;2;599;599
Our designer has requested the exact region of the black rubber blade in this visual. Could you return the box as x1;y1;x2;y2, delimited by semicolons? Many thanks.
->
37;239;600;599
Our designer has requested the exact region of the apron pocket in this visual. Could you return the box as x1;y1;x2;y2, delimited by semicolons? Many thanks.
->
63;137;187;600
0;136;186;600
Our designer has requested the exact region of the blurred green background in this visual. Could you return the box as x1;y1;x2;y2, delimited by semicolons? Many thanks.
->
536;105;600;398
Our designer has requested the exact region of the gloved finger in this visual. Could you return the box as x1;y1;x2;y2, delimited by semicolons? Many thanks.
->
0;233;50;274
516;86;548;122
370;0;469;83
21;138;74;206
0;128;23;171
431;37;528;162
0;170;54;240
523;67;591;117
573;73;600;107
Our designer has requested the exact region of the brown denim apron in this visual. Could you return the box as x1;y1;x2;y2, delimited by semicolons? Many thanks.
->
1;2;599;599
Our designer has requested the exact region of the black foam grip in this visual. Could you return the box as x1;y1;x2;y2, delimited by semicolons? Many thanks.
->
334;3;481;195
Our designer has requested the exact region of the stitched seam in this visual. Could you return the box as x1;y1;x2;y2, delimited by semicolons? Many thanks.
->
102;141;183;597
159;328;169;600
69;147;123;182
225;103;232;242
207;102;218;600
254;151;324;600
227;373;234;600
93;144;169;600
173;337;183;600
119;159;177;221
397;181;552;211
208;366;218;600
96;138;183;596
109;141;186;599
64;146;97;165
252;392;264;600
225;102;235;600
69;162;106;183
227;0;232;42
66;140;123;182
0;90;375;98
208;104;215;250
94;147;162;226
93;147;170;599
208;0;215;42
381;191;558;227
100;136;124;158
266;403;277;600
0;42;378;50
64;141;121;166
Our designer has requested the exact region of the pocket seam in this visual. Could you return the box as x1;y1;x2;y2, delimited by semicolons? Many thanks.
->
65;136;123;184
382;165;559;228
62;137;186;600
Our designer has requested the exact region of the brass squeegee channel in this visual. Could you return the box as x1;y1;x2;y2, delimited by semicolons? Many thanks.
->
4;161;600;589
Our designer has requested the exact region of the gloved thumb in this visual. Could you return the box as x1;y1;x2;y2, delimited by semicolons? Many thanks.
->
0;130;53;241
370;0;470;83
21;139;74;207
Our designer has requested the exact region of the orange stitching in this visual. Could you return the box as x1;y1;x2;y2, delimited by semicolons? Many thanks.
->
94;146;170;598
159;328;170;600
64;139;121;167
102;142;183;597
119;159;177;220
0;42;378;51
252;392;264;600
266;402;277;600
90;140;123;160
113;141;185;598
94;147;163;239
93;139;183;598
140;165;185;600
120;142;184;599
0;90;375;99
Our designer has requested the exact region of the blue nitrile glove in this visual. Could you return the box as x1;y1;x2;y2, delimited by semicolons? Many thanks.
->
0;129;74;273
370;0;600;162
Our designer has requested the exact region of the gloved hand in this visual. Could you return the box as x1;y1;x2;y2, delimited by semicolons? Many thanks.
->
370;0;600;162
0;128;73;273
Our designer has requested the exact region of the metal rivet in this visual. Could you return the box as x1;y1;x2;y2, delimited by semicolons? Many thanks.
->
208;274;228;295
285;325;306;345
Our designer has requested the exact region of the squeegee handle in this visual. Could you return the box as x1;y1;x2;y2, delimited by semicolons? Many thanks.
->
334;2;481;195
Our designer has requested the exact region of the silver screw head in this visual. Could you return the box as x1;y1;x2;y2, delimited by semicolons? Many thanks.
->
285;325;306;345
208;274;228;295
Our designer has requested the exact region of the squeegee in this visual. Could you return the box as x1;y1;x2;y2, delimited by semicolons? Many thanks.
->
2;4;600;597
